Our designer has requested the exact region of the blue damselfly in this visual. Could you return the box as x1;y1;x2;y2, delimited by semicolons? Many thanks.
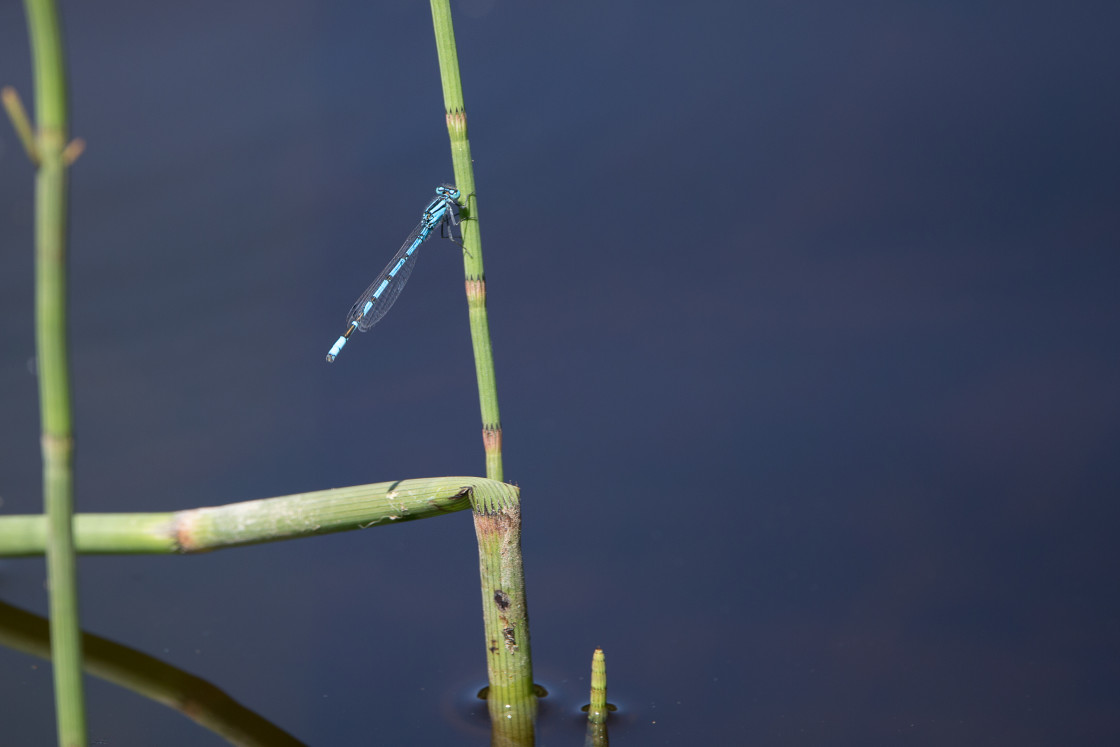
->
326;185;461;362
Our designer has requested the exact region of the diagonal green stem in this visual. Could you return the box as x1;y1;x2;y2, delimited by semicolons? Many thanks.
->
0;600;308;747
2;86;41;164
22;0;85;743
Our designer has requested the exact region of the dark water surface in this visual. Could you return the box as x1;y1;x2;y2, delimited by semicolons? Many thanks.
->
2;1;1119;744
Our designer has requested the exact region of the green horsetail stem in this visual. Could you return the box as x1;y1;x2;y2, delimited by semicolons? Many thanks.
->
430;2;535;742
583;648;610;746
588;648;609;724
16;0;89;741
0;478;516;556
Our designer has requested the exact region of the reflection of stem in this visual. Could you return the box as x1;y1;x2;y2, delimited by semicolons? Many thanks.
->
585;721;609;747
0;477;516;556
0;601;307;747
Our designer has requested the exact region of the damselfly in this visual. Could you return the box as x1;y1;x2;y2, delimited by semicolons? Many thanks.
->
325;185;461;362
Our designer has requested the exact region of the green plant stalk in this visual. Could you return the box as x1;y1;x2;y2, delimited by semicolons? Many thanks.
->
430;0;502;483
582;648;609;746
588;648;608;724
22;0;85;743
0;477;507;556
430;2;537;740
474;495;536;745
582;649;609;747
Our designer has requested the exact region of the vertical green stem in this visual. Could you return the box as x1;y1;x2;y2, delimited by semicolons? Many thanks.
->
587;648;608;724
473;494;536;746
429;3;535;742
583;648;609;746
430;0;503;482
23;0;86;744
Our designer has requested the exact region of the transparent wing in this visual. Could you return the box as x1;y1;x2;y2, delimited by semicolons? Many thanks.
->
345;220;432;332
